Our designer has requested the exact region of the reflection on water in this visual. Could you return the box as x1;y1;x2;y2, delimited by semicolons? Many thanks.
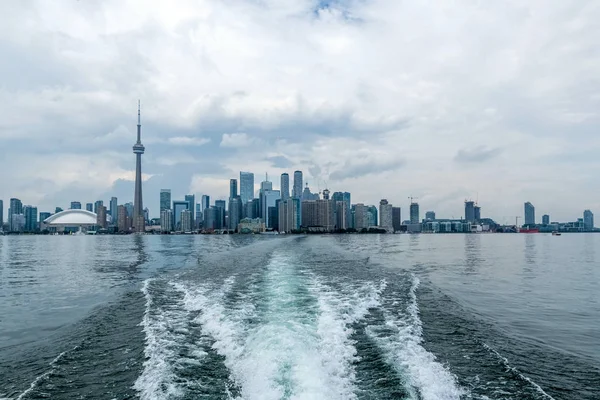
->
524;234;536;266
463;234;481;274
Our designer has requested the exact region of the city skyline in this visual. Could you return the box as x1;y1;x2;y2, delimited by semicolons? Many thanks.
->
1;2;600;224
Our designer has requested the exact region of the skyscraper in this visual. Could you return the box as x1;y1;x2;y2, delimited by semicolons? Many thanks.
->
0;199;3;228
181;209;193;232
425;211;436;221
70;201;81;210
392;207;401;232
173;200;190;231
259;177;273;219
230;179;238;199
160;209;173;232
278;198;300;232
215;200;226;229
9;198;23;232
132;100;146;232
542;214;550;225
96;205;107;229
524;202;535;226
293;170;303;199
240;172;254;204
229;197;242;230
110;197;118;221
94;200;103;214
160;189;171;213
379;199;393;232
354;203;367;230
465;201;475;222
584;210;594;231
86;203;93;212
409;202;420;224
117;205;128;232
24;205;38;233
474;206;481;222
332;192;351;229
335;201;348;230
280;173;290;200
201;195;210;211
263;190;281;228
185;194;195;224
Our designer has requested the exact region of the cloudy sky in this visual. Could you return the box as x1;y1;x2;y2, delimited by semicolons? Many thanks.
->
1;0;599;223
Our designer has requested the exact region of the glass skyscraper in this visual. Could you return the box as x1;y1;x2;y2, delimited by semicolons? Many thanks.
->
160;189;171;212
280;173;290;200
240;172;254;204
185;194;195;224
293;170;303;199
524;202;535;225
230;179;238;199
173;200;190;231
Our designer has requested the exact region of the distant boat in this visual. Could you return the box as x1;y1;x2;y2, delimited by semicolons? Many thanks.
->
520;227;539;233
552;231;561;236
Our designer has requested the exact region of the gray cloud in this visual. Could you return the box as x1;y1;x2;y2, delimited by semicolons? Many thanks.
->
454;146;503;164
330;159;406;181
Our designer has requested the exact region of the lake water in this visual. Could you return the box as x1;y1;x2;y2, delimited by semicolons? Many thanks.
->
0;234;598;399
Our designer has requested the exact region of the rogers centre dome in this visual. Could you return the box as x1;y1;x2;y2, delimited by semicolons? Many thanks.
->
43;209;97;226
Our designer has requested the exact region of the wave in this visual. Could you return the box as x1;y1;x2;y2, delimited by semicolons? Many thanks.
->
15;346;76;400
367;275;465;400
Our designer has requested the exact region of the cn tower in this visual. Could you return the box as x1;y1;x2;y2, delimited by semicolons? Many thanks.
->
132;100;145;232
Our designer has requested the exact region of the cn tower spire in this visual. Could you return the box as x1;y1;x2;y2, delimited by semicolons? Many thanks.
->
133;100;145;233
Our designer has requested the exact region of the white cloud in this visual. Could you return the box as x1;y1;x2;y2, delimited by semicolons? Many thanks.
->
167;136;211;146
220;133;254;148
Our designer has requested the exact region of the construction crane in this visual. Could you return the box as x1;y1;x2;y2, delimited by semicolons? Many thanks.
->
408;196;418;203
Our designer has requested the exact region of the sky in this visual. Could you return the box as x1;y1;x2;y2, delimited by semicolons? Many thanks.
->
1;0;599;224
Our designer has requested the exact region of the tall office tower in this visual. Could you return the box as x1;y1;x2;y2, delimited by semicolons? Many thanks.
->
240;171;255;204
24;205;38;233
542;214;550;225
301;200;319;228
215;200;226;229
259;177;273;219
322;188;330;200
353;204;367;230
0;199;3;228
230;179;238;199
379;199;393;232
132;100;146;233
270;200;280;231
584;210;594;231
367;206;378;227
9;198;23;232
524;202;535;225
278;198;300;232
195;203;203;228
317;199;335;231
335;201;348;230
392;207;401;232
70;201;82;210
229;197;242;230
160;189;171;212
332;192;351;229
425;211;436;221
86;203;93;212
203;207;218;230
117;205;128;232
262;190;280;228
464;201;475;222
185;194;195;224
474;206;481;222
96;205;107;228
160;209;173;232
409;202;420;224
173;200;190;231
201;195;210;211
246;198;260;219
110;197;118;221
280;173;290;200
94;200;104;214
181;209;193;232
293;170;303;198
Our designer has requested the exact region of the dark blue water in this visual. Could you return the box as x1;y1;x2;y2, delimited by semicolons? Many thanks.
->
0;234;598;399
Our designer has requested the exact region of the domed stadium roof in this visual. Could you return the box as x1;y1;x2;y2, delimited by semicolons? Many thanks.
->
44;209;97;225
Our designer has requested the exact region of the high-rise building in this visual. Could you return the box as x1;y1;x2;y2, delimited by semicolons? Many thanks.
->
474;206;481;222
293;170;303;199
367;206;378;227
542;214;550;225
94;200;103;215
215;200;226;229
246;198;260;219
96;205;107;229
322;188;330;200
229;197;242;230
173;200;190;231
280;173;290;200
24;205;38;233
160;209;173;232
379;199;393;232
392;207;401;232
110;197;118;221
584;210;594;231
464;201;475;223
86;203;93;212
117;205;128;232
132;100;146;233
9;198;23;232
335;201;348;230
70;201;82;210
409;202;420;224
39;212;51;225
425;211;436;221
11;214;25;233
259;177;273;219
195;203;203;228
185;194;195;224
318;199;336;231
240;172;255;204
0;199;3;228
262;190;280;227
301;200;319;228
302;183;319;201
332;192;351;229
181;209;193;232
353;203;367;230
203;206;218;230
201;195;210;212
524;202;535;226
268;203;279;231
160;189;171;213
278;198;300;232
229;179;238;200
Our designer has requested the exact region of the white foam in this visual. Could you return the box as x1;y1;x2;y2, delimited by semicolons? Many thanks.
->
16;347;75;400
483;343;556;400
134;279;204;400
368;275;465;400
